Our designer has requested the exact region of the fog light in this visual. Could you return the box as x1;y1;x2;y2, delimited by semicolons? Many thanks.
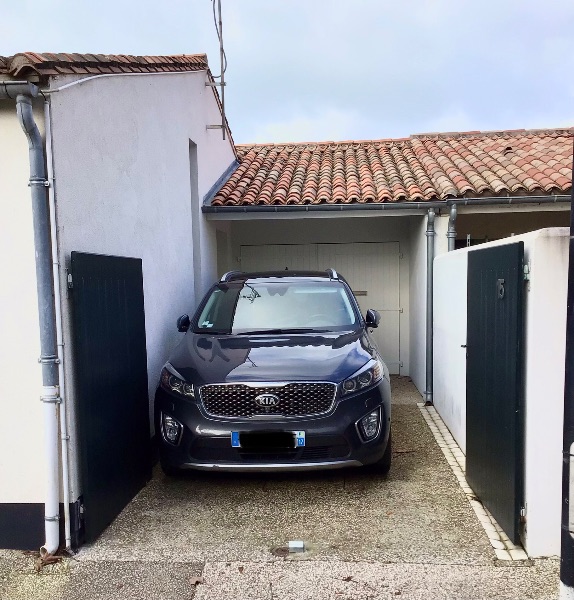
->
358;409;380;441
162;413;182;445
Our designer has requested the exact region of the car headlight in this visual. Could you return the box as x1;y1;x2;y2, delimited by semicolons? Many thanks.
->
342;360;383;395
160;364;195;398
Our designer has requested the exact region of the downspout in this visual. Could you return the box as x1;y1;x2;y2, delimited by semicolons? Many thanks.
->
560;146;574;599
425;208;436;405
447;204;457;252
1;82;61;556
18;91;61;557
44;100;72;552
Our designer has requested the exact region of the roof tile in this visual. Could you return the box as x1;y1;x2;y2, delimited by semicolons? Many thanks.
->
0;52;208;78
211;129;573;206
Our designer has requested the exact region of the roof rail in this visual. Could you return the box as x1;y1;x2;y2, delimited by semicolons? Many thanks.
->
220;270;243;282
326;268;338;280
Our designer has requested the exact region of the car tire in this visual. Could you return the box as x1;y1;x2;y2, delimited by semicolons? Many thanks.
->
366;430;392;475
160;458;182;477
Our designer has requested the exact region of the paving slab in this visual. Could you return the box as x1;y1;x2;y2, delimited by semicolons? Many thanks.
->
0;555;203;600
195;559;559;600
0;376;560;600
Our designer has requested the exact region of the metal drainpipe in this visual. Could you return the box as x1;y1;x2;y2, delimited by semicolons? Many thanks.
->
560;147;574;598
425;208;436;405
5;84;61;556
44;99;72;552
447;204;457;252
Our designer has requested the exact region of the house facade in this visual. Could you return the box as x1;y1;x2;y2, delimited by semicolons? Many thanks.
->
0;50;572;553
0;52;235;550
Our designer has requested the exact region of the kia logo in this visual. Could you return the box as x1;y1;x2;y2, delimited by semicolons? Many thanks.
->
254;393;280;407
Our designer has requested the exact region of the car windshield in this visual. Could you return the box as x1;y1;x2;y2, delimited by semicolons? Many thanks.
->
195;280;359;334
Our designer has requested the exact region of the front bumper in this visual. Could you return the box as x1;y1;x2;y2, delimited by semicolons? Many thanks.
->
154;379;391;472
176;459;363;473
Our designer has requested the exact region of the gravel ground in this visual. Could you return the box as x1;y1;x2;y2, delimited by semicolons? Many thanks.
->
0;376;560;600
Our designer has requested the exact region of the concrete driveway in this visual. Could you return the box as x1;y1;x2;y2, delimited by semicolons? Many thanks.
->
0;377;559;600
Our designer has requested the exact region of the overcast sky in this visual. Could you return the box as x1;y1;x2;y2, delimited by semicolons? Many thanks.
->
4;0;574;144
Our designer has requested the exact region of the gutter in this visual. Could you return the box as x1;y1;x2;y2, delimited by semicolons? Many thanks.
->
202;194;571;214
0;81;61;556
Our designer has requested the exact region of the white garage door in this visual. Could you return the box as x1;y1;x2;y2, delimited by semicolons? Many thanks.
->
239;242;401;373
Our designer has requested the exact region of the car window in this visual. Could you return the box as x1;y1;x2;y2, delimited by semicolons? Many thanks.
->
195;281;359;333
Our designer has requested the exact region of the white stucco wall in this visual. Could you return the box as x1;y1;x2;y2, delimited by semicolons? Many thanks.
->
433;228;568;557
433;250;468;450
47;71;235;501
522;228;567;557
0;101;47;504
408;216;428;394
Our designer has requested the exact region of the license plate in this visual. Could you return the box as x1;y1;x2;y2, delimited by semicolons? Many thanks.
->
231;431;305;448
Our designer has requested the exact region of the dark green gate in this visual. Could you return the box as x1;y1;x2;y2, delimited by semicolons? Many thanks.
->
71;252;151;543
466;242;525;544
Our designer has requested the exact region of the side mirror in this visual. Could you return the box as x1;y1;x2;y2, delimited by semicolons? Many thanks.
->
365;309;380;329
177;314;190;333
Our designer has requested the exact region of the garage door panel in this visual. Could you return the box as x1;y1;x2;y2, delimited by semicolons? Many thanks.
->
240;241;402;374
240;244;316;272
375;310;401;371
317;242;401;374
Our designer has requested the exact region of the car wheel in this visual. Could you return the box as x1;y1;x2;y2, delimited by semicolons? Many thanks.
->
366;430;392;475
160;458;182;477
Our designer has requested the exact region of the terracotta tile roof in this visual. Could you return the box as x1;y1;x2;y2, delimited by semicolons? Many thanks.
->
0;52;208;77
211;129;573;206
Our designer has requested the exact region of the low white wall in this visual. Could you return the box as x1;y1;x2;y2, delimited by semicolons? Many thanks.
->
433;250;468;450
522;228;567;558
433;228;568;557
0;101;47;504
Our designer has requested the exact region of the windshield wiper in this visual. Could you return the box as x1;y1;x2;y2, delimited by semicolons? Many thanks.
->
239;328;329;335
193;329;230;335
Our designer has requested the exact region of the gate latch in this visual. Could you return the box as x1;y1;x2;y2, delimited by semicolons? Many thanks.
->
520;506;527;524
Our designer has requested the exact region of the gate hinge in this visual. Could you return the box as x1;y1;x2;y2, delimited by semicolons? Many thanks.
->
523;262;531;292
67;273;73;289
520;506;527;523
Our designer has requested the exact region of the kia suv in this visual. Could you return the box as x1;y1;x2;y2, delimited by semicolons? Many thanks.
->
154;270;392;475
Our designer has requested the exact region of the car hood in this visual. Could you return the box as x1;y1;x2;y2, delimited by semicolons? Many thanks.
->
168;330;376;386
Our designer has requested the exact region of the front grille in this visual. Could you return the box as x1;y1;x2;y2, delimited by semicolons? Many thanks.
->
199;382;337;418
